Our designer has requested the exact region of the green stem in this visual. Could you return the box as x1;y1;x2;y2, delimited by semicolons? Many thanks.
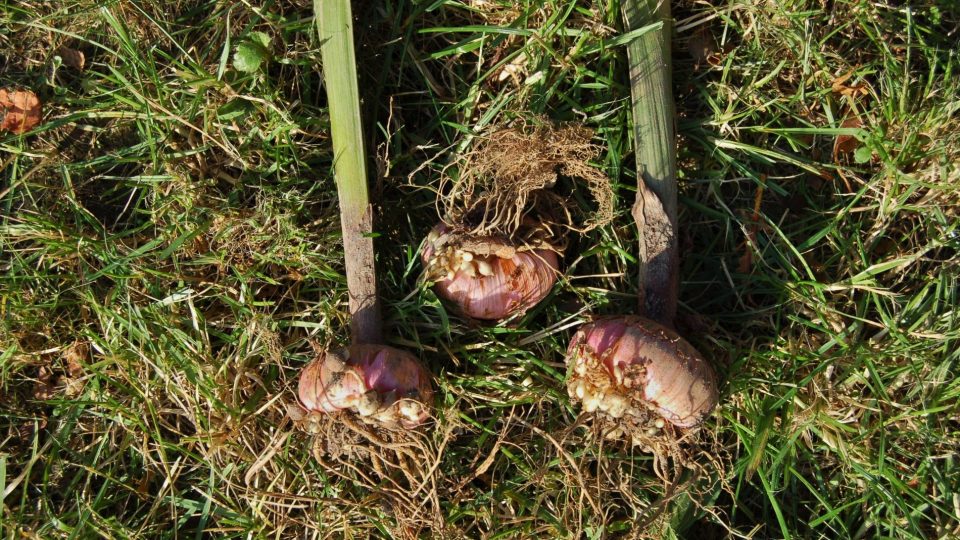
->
622;0;679;325
316;0;382;344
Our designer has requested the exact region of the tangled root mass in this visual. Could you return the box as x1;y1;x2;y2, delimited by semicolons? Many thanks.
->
438;119;615;240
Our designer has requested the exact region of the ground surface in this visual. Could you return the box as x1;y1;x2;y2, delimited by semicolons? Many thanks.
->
1;0;959;538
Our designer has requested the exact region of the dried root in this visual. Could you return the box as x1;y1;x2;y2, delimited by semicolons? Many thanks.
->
294;411;450;539
436;118;614;239
567;411;728;536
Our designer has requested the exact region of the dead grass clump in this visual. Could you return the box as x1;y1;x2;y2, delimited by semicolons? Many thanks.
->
485;408;730;538
206;199;312;271
0;4;96;75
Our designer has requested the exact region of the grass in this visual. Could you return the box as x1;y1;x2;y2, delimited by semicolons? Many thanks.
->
1;0;958;538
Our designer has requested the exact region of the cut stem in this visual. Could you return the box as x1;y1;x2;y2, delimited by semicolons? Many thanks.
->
622;0;678;326
316;0;382;344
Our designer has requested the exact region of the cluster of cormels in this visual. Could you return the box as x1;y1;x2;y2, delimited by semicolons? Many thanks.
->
298;212;720;444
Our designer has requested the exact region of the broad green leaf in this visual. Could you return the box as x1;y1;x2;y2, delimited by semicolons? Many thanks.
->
248;31;271;49
233;40;268;73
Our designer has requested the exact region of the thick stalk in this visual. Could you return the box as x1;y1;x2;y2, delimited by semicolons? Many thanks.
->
622;0;678;326
316;0;382;344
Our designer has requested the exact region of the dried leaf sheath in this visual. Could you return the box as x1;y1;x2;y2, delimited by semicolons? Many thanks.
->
315;0;382;343
622;0;679;325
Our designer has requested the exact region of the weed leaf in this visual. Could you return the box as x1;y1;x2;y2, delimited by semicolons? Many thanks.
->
234;40;269;73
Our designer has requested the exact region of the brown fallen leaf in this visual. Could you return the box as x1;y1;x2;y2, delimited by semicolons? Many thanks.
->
833;116;864;159
831;68;868;98
33;365;57;400
0;88;42;134
18;415;48;445
63;341;88;378
687;27;718;67
136;469;156;498
62;341;89;397
832;116;862;192
58;46;86;70
687;26;734;69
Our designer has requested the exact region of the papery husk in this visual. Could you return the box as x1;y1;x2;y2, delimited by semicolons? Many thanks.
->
421;222;560;320
298;345;434;429
294;345;451;538
566;316;719;430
